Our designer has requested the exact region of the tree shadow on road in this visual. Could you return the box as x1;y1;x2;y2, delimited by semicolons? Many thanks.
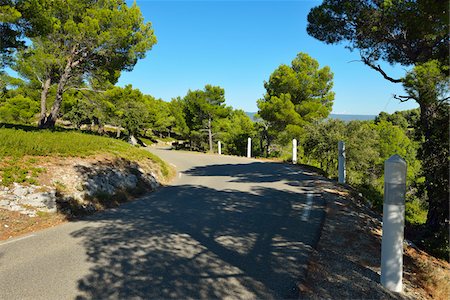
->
184;162;327;186
71;162;329;299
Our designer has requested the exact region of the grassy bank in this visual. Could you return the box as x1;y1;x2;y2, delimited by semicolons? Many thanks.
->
0;126;171;185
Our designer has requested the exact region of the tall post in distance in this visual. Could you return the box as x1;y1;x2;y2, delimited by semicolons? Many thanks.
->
218;141;222;155
381;155;407;293
292;139;298;164
338;141;346;184
247;137;252;158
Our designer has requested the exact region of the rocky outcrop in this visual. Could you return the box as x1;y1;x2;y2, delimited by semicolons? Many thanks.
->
0;184;57;217
0;157;162;217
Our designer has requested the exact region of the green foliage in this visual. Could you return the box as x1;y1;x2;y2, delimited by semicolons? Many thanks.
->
0;94;38;123
308;0;449;258
0;1;23;67
145;96;176;137
258;52;334;148
307;0;448;67
219;110;255;156
12;0;158;127
406;198;428;225
302;114;425;218
0;126;169;178
168;97;189;138
303;119;345;176
181;85;231;152
0;157;44;186
103;85;147;136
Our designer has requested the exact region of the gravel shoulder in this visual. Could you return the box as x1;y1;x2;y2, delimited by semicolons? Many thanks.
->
299;185;450;300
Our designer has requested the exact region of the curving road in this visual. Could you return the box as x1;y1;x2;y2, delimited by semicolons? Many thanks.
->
0;148;328;299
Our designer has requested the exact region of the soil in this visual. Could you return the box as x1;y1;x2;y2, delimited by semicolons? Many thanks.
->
0;209;66;240
300;185;450;300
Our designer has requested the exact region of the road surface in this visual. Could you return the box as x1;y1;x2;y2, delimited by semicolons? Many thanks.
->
0;148;327;299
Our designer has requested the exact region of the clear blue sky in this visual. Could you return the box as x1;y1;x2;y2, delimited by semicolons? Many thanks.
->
119;0;419;115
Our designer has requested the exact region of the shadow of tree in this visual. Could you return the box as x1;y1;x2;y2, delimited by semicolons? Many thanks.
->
71;162;329;299
184;162;331;187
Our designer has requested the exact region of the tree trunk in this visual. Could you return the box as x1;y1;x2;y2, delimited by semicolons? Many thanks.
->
420;101;449;235
38;77;51;128
43;67;71;128
116;127;121;138
208;116;213;153
42;47;79;128
259;136;263;157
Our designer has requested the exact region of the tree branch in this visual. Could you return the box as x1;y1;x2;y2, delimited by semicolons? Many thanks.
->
393;94;415;102
361;56;403;83
65;87;105;93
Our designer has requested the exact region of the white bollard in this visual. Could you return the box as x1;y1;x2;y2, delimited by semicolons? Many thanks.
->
218;141;222;155
338;141;346;184
247;137;251;158
292;139;298;164
381;154;407;293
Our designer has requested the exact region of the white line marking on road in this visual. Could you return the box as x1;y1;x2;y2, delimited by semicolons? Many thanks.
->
170;163;177;168
301;194;313;221
0;234;36;247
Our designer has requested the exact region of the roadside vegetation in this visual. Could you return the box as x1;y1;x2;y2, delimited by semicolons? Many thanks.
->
0;126;171;186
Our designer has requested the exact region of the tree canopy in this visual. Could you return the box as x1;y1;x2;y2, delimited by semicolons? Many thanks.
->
307;0;449;75
307;0;449;254
258;52;334;147
14;0;157;127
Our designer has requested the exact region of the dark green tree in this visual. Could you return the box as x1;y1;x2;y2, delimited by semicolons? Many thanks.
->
182;85;230;152
27;0;157;128
219;109;255;156
103;85;146;141
257;52;334;151
0;0;55;67
307;0;449;255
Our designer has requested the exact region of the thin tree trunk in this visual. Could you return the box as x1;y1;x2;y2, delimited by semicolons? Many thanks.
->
116;127;121;138
38;77;51;128
259;136;263;157
208;116;213;153
420;101;449;234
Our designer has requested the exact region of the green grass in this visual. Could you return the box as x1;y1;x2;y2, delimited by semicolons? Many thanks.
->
0;126;171;181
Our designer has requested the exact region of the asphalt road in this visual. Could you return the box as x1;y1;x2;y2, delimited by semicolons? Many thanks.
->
0;148;327;299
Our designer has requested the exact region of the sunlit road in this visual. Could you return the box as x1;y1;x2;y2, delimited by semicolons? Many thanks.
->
0;148;328;299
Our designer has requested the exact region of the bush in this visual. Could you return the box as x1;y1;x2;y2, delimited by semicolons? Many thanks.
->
0;95;39;124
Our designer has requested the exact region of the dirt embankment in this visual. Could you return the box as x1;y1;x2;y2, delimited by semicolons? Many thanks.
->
0;155;171;240
300;185;450;300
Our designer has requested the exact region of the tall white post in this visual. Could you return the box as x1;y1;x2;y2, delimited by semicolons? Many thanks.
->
247;137;252;158
381;154;407;293
338;141;346;184
292;139;298;164
218;141;222;155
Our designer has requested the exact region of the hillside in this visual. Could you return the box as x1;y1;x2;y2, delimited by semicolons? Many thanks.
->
245;112;376;122
0;125;173;239
328;114;376;121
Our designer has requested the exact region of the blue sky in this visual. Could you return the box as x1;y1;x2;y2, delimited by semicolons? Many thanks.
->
119;0;419;115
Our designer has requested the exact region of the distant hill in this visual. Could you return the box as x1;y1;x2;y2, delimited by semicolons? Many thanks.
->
245;112;258;121
328;114;376;121
245;112;376;122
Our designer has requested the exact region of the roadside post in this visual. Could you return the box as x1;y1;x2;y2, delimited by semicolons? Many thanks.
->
292;139;298;164
247;137;251;158
218;141;222;155
338;141;346;184
381;155;407;293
